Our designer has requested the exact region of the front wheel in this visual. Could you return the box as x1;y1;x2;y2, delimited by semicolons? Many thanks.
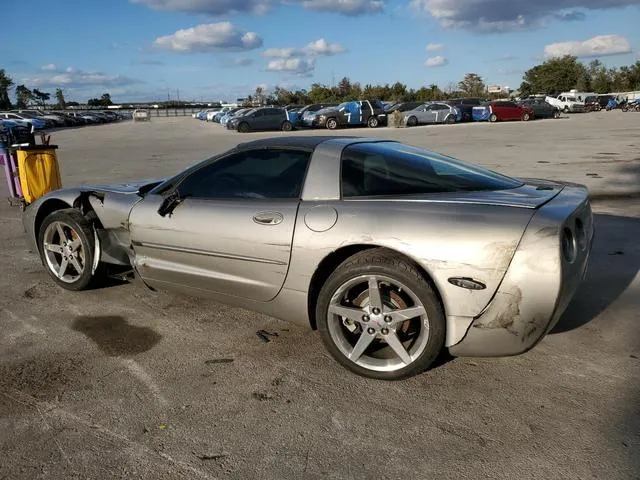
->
563;106;570;113
489;113;498;123
237;122;250;133
553;110;561;119
326;118;338;130
521;112;531;121
38;209;101;291
316;249;445;380
407;116;418;127
367;116;379;128
281;120;293;132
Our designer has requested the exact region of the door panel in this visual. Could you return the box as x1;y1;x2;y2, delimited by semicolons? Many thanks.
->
129;196;299;301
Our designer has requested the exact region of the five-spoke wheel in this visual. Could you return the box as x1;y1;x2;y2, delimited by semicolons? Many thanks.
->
317;249;445;380
38;209;101;290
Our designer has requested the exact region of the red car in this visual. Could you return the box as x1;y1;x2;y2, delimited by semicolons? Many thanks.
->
488;100;534;122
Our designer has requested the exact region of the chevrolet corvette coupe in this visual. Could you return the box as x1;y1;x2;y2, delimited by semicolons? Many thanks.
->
23;137;593;379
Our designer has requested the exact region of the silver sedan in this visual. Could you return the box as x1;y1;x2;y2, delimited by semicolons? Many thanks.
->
23;136;593;380
404;103;459;127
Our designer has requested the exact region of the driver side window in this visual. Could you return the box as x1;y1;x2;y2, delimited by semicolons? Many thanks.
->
177;149;311;200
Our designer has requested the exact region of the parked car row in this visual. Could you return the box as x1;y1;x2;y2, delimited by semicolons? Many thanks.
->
193;97;566;133
0;109;129;131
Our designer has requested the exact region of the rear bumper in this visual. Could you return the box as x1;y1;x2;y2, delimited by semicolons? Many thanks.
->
449;185;594;357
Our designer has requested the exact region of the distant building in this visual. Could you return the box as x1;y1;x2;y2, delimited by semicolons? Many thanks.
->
487;84;510;94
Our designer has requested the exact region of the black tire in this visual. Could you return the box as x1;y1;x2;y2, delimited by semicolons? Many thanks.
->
553;110;561;119
316;249;446;380
563;106;570;114
367;116;379;128
326;118;338;130
521;112;531;122
407;116;418;127
237;122;250;133
38;208;100;291
489;113;498;123
445;115;456;124
281;121;293;132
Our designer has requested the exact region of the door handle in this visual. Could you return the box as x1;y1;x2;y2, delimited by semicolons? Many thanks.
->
253;211;284;226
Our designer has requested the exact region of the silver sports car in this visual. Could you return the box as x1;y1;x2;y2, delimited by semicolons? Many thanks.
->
23;136;593;380
403;102;460;127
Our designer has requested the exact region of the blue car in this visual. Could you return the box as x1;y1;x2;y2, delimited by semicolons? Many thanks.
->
0;113;46;130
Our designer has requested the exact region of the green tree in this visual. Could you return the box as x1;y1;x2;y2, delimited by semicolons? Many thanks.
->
0;69;14;109
32;88;51;107
519;56;587;96
458;73;485;97
15;84;34;108
55;88;66;109
100;92;113;106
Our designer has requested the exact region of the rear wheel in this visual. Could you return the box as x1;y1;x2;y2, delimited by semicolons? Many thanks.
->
316;249;445;380
367;116;379;128
407;116;418;127
237;122;250;133
326;118;338;130
553;110;561;119
489;113;498;123
38;209;101;291
281;120;293;132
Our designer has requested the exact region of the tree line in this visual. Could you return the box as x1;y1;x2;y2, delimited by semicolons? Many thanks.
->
2;56;640;110
519;56;640;98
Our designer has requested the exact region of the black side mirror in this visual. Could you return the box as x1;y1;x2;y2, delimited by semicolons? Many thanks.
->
158;191;184;217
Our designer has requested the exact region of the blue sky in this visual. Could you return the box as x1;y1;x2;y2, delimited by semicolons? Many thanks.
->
3;0;639;102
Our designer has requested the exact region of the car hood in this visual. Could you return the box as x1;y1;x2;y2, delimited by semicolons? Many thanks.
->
77;179;165;195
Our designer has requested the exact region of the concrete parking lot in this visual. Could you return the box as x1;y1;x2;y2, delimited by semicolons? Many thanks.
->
1;113;639;479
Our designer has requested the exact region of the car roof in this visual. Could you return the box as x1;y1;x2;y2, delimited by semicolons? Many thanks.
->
235;135;382;151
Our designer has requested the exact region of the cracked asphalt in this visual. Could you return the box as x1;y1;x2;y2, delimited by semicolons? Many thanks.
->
1;112;639;479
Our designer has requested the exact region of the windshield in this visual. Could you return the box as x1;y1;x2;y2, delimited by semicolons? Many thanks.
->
341;142;523;197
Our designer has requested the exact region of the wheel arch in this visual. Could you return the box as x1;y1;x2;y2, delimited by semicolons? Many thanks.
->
306;244;445;330
34;193;105;253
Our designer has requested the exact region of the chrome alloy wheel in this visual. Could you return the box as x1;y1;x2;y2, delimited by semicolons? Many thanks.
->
327;275;429;372
42;221;86;283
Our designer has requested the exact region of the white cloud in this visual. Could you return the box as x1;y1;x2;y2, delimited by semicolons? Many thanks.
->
425;55;448;67
544;35;631;58
304;38;345;55
426;43;443;51
153;22;263;53
41;64;57;71
222;57;255;66
133;0;384;16
263;38;345;59
263;47;303;58
266;57;315;75
301;0;384;15
411;0;639;32
24;66;141;89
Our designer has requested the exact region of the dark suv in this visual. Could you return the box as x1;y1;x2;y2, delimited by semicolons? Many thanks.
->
227;107;292;133
315;100;387;129
445;97;485;122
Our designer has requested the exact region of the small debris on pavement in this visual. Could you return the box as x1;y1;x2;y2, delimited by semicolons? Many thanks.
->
253;391;274;401
608;251;624;256
158;424;168;430
468;361;478;367
256;330;279;343
205;358;234;364
630;355;638;359
194;452;230;461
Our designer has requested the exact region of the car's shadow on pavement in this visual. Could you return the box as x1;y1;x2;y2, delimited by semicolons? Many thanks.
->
552;212;640;334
